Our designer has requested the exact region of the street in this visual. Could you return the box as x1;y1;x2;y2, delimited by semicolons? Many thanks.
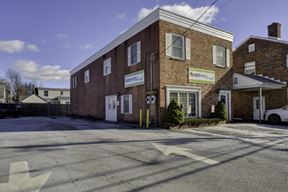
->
0;117;288;192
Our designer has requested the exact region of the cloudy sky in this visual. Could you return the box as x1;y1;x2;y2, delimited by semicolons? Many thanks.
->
0;0;288;88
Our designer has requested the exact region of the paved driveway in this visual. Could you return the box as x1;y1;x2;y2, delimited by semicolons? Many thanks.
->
0;117;288;192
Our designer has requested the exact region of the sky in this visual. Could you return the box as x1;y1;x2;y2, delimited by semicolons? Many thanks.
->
0;0;288;88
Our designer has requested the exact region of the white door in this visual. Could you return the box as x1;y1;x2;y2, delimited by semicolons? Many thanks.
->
105;95;117;122
219;90;232;121
253;96;265;120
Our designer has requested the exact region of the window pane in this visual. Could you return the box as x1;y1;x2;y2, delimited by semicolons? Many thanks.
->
216;46;225;66
124;95;129;113
131;44;137;64
188;93;197;117
170;92;178;103
172;35;183;47
172;47;183;58
179;93;187;117
171;35;184;59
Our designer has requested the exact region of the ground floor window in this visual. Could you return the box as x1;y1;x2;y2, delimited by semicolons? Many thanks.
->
168;90;199;118
121;94;132;114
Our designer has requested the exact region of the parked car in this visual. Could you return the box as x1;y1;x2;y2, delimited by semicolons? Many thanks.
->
0;103;22;118
264;105;288;124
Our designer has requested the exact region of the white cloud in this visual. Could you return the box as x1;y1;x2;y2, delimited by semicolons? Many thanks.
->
57;33;70;39
14;60;70;81
80;43;97;50
0;40;25;53
26;44;40;52
137;3;219;24
114;13;127;22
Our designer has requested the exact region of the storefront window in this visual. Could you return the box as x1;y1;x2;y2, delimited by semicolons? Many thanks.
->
169;91;198;118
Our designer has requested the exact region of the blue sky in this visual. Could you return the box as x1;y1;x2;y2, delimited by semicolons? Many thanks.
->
0;0;288;88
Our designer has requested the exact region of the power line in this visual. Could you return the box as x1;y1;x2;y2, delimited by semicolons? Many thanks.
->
160;0;219;56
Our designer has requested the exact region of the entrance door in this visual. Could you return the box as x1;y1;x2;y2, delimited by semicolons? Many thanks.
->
219;90;232;121
253;96;265;120
105;95;117;122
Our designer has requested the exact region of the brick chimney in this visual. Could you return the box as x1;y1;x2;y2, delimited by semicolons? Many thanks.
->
268;22;281;39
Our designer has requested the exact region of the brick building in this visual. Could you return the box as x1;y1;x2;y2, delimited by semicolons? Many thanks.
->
70;8;234;124
233;23;288;121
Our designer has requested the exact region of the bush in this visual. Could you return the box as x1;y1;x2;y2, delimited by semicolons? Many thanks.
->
214;101;228;120
164;100;184;125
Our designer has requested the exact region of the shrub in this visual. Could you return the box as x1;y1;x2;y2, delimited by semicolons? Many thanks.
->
214;101;228;120
164;100;184;125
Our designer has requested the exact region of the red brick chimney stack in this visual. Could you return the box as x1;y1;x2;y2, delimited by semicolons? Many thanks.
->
268;22;281;39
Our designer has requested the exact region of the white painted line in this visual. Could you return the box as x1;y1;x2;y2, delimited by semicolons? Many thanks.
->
0;161;51;192
152;143;219;165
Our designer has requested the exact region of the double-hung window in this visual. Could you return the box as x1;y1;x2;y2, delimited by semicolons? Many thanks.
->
248;44;255;53
44;90;48;97
103;58;111;76
213;45;230;67
121;94;132;114
128;41;141;66
166;33;190;60
72;76;77;88
84;70;90;83
244;62;256;75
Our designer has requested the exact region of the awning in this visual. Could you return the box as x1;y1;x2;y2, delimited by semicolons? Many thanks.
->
233;73;287;91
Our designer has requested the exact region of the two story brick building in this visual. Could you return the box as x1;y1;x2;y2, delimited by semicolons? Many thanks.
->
70;8;234;124
233;23;288;122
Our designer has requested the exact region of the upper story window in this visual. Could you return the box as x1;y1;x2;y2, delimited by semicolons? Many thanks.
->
44;90;48;97
103;58;111;76
72;76;77;88
244;62;256;75
165;33;191;60
248;44;255;53
213;45;230;68
128;41;141;66
60;91;63;96
84;70;90;83
286;54;288;68
233;77;239;84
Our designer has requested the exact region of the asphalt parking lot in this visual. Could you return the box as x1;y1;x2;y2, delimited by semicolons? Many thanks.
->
0;117;288;192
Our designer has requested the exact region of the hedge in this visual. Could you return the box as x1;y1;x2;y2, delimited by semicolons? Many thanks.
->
160;118;225;129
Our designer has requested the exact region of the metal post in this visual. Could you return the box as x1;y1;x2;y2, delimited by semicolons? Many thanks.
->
139;109;142;128
259;87;263;123
146;109;149;128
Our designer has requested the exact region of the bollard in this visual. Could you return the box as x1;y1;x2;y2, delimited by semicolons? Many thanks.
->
139;109;143;127
146;109;149;128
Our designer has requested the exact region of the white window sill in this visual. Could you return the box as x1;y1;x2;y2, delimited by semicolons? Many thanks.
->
169;56;185;61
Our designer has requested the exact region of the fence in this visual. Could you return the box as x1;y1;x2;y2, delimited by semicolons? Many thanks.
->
21;104;71;116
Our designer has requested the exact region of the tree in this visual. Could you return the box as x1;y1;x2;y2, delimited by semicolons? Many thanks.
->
215;101;228;120
164;100;184;125
5;69;23;103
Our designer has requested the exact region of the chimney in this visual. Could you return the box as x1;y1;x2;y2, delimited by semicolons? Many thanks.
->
268;22;281;39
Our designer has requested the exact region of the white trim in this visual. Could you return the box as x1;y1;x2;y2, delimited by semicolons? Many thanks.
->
121;94;132;115
248;43;255;53
235;35;288;51
84;70;90;83
166;85;201;118
219;90;232;121
71;8;233;75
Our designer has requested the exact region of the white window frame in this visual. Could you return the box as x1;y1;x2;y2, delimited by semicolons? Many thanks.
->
128;41;141;66
286;54;288;68
84;70;90;83
103;58;111;76
248;44;255;53
121;94;132;114
72;76;77;88
170;33;185;59
166;86;201;118
244;62;256;75
213;45;230;68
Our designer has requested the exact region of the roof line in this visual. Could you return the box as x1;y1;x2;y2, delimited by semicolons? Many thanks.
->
70;8;233;75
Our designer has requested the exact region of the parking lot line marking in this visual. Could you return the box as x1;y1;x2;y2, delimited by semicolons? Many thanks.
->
152;143;219;165
0;161;51;192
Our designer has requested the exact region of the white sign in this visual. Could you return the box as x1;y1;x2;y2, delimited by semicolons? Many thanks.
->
189;68;215;84
125;70;145;88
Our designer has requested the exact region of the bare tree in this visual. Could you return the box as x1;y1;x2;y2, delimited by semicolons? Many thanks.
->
5;69;23;103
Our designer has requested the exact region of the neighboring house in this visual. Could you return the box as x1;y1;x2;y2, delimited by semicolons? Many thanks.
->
233;22;288;121
70;8;233;124
21;94;47;104
35;87;70;104
0;80;6;103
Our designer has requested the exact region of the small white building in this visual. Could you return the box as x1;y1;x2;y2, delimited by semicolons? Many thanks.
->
36;87;70;104
21;94;47;104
